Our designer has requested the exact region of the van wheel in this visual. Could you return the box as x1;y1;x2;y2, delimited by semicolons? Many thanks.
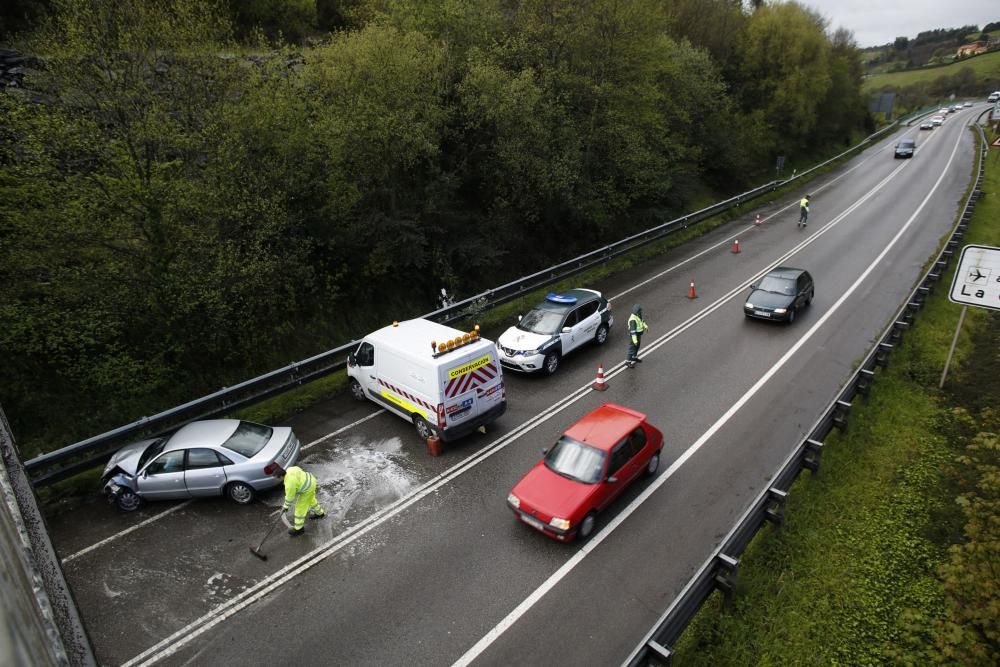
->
595;323;609;345
349;378;365;401
543;351;560;375
413;416;434;440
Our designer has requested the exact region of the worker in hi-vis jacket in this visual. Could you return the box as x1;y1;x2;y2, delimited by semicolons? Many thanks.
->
626;304;648;369
273;465;326;537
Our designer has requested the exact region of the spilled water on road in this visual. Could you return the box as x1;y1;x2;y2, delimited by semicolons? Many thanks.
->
294;434;418;528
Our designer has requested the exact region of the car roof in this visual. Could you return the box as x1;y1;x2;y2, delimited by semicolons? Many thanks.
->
532;288;601;313
765;266;807;280
164;419;241;451
563;403;645;450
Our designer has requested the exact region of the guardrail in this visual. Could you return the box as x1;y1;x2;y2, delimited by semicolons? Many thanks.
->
23;121;906;487
622;120;989;667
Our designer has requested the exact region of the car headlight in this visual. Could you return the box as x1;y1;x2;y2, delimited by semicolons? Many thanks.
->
507;493;520;509
549;517;571;531
744;302;754;309
774;308;787;314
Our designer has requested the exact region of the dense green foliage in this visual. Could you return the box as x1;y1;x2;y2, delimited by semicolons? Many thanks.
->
674;146;1000;665
0;0;871;454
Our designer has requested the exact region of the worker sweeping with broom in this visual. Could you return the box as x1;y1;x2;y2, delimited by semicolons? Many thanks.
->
276;464;326;537
249;463;326;560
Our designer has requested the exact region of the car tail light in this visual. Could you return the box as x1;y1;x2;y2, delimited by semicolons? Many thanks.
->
264;462;283;476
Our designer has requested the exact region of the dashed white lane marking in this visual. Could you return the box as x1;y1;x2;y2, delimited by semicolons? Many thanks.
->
62;126;917;564
452;124;964;667
124;124;964;667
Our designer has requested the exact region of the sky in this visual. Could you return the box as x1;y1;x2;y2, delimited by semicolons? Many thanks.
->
801;0;998;48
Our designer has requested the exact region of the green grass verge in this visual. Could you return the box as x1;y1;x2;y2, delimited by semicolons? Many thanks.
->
863;49;1000;92
672;131;1000;664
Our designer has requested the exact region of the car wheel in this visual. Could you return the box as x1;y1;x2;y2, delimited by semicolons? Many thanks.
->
116;488;142;512
578;512;597;540
787;308;796;324
413;416;434;440
806;289;814;306
349;378;365;401
226;481;256;505
594;323;609;346
645;451;660;477
543;351;560;375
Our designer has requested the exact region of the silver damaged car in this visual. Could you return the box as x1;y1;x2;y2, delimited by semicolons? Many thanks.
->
102;419;300;511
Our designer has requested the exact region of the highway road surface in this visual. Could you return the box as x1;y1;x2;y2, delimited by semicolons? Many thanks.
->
44;105;984;666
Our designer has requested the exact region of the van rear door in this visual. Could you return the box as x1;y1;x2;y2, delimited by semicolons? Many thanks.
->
441;345;503;429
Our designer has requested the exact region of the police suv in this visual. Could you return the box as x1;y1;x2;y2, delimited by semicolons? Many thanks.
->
497;289;613;375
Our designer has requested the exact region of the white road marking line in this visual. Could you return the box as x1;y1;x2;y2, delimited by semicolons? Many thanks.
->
451;128;964;667
62;411;387;563
611;126;909;302
61;501;193;565
301;409;385;451
122;125;958;667
64;128;915;562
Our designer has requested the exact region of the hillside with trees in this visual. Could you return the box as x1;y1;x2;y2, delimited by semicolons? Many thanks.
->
0;0;872;454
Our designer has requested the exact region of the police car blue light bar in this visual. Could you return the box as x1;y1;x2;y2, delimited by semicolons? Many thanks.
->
545;293;577;304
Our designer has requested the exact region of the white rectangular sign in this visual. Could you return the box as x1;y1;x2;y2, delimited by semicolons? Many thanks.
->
949;244;1000;311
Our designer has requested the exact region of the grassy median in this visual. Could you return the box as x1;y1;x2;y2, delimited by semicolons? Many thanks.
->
673;134;1000;663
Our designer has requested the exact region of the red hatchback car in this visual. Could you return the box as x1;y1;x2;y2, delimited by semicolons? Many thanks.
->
507;403;664;542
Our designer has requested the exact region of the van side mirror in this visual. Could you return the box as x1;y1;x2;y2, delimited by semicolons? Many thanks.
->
561;327;571;333
347;353;356;366
517;314;523;322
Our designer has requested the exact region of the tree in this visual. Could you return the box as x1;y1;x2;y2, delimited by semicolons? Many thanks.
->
737;2;832;153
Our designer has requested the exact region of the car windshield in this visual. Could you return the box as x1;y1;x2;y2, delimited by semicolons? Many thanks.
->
756;275;796;296
137;439;166;471
221;421;273;458
544;436;607;484
518;308;565;335
899;141;915;148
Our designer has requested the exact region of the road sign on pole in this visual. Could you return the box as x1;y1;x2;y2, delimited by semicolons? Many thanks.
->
949;244;1000;311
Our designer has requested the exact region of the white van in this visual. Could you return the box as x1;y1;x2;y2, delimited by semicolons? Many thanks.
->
988;91;1000;103
347;319;506;441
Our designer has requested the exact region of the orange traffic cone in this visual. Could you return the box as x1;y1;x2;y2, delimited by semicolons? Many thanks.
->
593;363;608;391
687;279;698;299
426;435;442;457
731;239;741;254
754;213;761;226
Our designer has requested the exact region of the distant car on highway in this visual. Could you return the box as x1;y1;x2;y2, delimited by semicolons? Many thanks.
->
507;403;663;542
894;139;916;158
744;267;814;324
963;101;972;107
931;116;944;126
496;289;612;375
919;121;933;130
102;419;300;511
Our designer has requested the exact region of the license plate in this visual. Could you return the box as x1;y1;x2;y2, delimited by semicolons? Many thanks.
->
754;310;771;317
520;513;546;531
